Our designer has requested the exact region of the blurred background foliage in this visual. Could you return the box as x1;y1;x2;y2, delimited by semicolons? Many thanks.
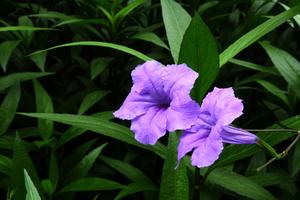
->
0;0;300;199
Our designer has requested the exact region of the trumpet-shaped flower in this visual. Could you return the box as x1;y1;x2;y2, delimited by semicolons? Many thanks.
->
114;60;200;145
178;87;258;168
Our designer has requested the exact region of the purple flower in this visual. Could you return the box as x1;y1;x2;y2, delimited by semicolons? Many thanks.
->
178;87;258;168
114;60;200;145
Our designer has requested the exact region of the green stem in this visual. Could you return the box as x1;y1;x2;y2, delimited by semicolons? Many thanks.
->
194;168;201;200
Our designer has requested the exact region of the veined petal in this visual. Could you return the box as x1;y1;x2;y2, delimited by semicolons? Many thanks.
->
166;92;200;131
191;125;223;168
220;126;258;144
163;64;198;98
113;90;157;120
200;87;243;125
177;128;209;163
130;106;167;145
131;60;167;102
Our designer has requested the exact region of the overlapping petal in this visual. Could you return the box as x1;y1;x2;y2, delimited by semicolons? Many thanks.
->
166;91;200;131
130;106;167;145
200;87;243;125
163;64;199;98
191;126;223;168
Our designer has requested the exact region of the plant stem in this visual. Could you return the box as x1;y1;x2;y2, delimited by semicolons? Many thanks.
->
194;168;201;200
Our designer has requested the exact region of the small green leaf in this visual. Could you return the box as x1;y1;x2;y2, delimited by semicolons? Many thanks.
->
291;140;300;177
115;183;158;200
24;169;42;200
30;51;47;72
64;143;107;184
90;57;113;80
229;58;279;75
260;42;300;98
29;41;152;61
0;83;21;135
100;156;154;185
249;172;292;187
179;14;219;101
159;134;189;200
57;112;113;147
256;79;289;106
0;40;21;72
132;32;169;50
161;0;191;63
206;168;277;200
0;26;55;32
219;5;300;67
78;90;109;114
12;135;41;200
33;80;54;140
60;178;124;192
0;155;12;176
0;72;53;91
49;149;58;192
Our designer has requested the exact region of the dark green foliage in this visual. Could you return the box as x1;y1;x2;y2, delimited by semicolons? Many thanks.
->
0;0;300;199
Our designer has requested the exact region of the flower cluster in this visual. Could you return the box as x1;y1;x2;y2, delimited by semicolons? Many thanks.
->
114;60;258;168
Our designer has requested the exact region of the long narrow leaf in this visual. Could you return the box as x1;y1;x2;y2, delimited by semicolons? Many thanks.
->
29;41;152;61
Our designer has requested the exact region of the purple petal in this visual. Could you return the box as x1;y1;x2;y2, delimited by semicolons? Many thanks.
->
220;126;258;144
177;128;209;163
163;64;198;98
200;87;243;125
191;125;223;168
166;91;201;131
130;106;167;145
131;61;166;101
113;90;157;120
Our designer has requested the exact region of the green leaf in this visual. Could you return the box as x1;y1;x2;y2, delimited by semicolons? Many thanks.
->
0;26;55;32
159;134;189;200
24;169;42;200
78;90;109;114
115;183;158;200
132;32;169;50
0;72;53;91
210;115;300;170
0;83;21;135
57;112;113;147
33;80;54;140
161;0;191;63
60;178;124;192
90;57;111;79
206;168;277;200
90;57;113;80
100;156;154;185
0;155;12;176
249;172;292;187
64;143;107;184
12;135;41;200
30;51;47;72
19;113;166;158
60;139;98;174
0;40;21;72
29;41;152;61
114;0;145;26
49;149;58;192
256;79;289;106
179;14;219;101
219;5;300;67
229;58;279;75
291;140;300;177
260;42;300;98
